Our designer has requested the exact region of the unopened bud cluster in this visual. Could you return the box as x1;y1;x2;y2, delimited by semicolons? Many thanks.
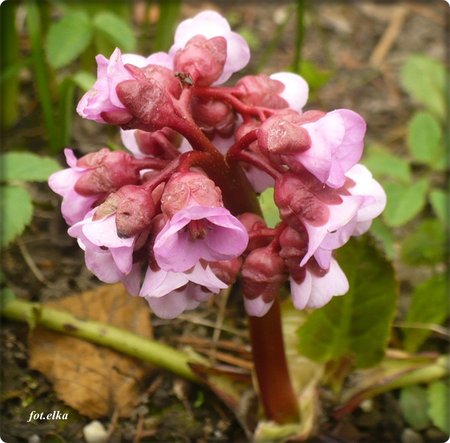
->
49;11;385;318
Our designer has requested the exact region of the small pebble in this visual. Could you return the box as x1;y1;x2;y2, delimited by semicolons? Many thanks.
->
28;435;41;443
401;428;424;443
83;420;108;443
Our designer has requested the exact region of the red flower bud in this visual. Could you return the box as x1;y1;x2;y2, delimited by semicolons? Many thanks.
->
115;185;155;238
192;97;235;138
161;172;223;218
258;116;311;155
174;35;227;86
134;128;179;158
75;151;140;196
116;78;175;131
125;64;182;99
209;257;242;286
274;172;342;229
241;247;286;303
236;75;288;109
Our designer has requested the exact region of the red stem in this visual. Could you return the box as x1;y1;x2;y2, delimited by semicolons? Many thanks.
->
248;298;300;423
234;150;283;180
194;86;274;120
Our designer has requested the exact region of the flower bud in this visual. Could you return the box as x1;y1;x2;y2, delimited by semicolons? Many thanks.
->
258;115;311;155
116;78;175;131
278;225;309;280
126;64;182;99
238;213;272;252
115;185;155;238
236;75;288;109
92;185;155;238
161;172;222;218
274;172;342;230
135;128;179;158
209;257;242;286
174;35;227;86
241;246;286;303
74;151;140;196
192;97;235;138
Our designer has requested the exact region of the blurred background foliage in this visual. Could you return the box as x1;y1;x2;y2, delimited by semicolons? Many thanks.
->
0;0;448;440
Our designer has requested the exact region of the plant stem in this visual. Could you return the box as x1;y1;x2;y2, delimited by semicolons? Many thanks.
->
248;298;300;424
0;298;201;382
25;1;59;152
0;1;19;128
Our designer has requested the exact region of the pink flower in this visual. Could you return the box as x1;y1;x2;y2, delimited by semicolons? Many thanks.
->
68;212;137;277
154;205;248;272
48;149;98;225
242;246;286;317
284;109;366;188
77;48;139;123
313;164;386;269
290;258;349;310
169;10;250;85
139;262;227;318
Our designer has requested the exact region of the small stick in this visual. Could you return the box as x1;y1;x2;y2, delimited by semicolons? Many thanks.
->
369;6;409;68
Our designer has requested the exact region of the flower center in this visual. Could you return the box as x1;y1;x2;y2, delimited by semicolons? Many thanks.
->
187;219;211;240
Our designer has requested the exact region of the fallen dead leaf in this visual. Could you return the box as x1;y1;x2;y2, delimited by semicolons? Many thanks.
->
29;284;154;419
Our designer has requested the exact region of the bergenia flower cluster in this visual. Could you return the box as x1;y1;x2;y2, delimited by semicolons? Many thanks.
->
49;10;386;319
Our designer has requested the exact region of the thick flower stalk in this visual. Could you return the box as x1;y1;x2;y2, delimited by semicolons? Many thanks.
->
49;10;386;424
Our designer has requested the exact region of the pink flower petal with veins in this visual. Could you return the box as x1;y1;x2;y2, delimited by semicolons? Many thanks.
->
290;258;348;309
154;205;248;272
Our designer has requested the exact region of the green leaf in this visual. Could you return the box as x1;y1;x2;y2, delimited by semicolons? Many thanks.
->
297;237;397;368
258;187;281;228
400;219;445;266
427;381;450;434
71;70;96;92
46;11;93;69
299;60;332;92
1;152;61;182
404;274;448;353
407;112;442;166
0;185;33;247
93;12;136;52
369;218;395;260
399;386;431;430
429;189;447;223
383;178;428;227
152;0;181;52
363;146;411;183
400;55;447;119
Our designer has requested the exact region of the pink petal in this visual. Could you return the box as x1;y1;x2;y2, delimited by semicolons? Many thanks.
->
146;289;194;319
120;129;142;157
186;263;227;291
139;267;188;298
346;164;386;222
270;72;309;112
110;246;133;274
300;195;362;266
290;274;313;310
61;190;97;225
48;168;83;197
82;215;135;248
122;263;143;296
244;295;273;317
306;258;348;308
84;249;122;283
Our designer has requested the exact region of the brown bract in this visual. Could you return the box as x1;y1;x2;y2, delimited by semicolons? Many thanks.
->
28;284;154;419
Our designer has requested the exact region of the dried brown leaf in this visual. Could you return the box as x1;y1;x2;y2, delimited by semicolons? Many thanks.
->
29;284;154;418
